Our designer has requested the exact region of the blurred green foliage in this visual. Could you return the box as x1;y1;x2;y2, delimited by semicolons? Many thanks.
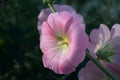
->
0;0;120;80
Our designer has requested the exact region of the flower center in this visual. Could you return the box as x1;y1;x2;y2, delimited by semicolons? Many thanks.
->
57;35;69;53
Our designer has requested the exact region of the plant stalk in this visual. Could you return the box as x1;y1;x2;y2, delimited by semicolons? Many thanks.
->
48;3;56;13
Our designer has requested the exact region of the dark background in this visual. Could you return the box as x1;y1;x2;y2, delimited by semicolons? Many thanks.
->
0;0;120;80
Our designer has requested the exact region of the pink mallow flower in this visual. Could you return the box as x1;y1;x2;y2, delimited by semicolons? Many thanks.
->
89;24;120;67
85;24;120;79
37;4;76;32
40;11;89;74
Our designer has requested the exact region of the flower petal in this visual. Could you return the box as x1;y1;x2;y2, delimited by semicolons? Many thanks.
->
89;24;110;54
42;48;63;73
109;55;120;68
89;29;101;54
66;30;88;64
47;11;73;35
111;24;120;38
78;61;107;80
66;14;85;33
110;24;120;54
99;24;110;44
40;22;58;53
53;5;76;14
37;9;51;33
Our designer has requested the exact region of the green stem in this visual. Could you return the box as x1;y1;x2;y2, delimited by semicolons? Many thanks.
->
48;3;56;13
86;51;119;80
